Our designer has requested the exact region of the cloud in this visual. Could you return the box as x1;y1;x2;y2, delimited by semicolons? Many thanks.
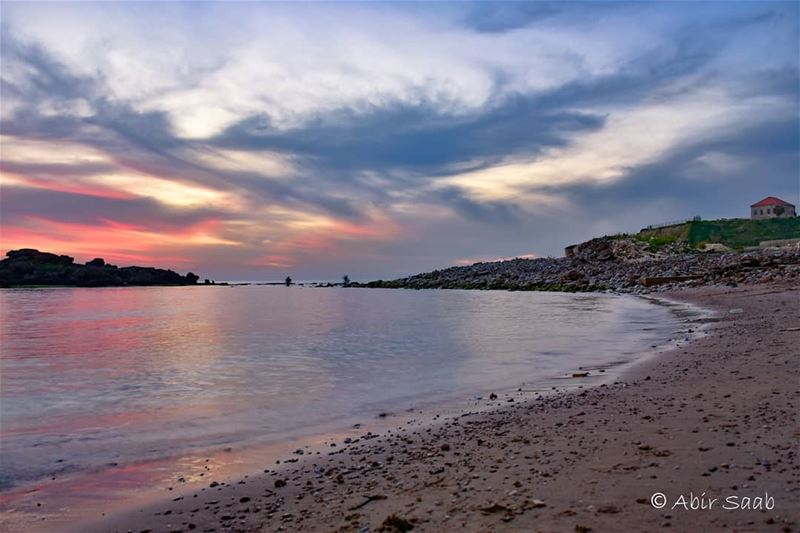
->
211;96;607;177
0;186;227;232
461;2;563;33
536;115;800;243
0;1;797;279
435;187;523;225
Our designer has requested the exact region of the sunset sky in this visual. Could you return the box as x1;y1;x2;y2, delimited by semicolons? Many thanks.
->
1;1;798;280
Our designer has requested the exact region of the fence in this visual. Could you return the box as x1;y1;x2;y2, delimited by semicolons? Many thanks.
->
643;216;701;230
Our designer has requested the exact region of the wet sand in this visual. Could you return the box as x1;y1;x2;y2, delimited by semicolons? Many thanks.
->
93;283;799;531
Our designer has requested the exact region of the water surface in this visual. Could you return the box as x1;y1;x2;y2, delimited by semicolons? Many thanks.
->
0;286;678;495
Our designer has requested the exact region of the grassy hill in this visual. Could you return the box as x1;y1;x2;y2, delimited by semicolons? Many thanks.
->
635;217;800;251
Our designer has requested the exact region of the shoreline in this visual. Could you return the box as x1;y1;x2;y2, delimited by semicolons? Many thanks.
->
1;291;691;532
4;283;797;532
93;283;800;532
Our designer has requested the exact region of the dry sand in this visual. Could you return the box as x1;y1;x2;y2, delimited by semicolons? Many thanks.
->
98;283;799;532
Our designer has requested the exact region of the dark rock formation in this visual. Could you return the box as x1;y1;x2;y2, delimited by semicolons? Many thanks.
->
358;237;800;294
0;249;201;288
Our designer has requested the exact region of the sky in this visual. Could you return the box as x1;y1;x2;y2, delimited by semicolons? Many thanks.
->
1;1;798;281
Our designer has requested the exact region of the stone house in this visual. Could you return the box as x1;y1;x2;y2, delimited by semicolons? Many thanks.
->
750;197;796;220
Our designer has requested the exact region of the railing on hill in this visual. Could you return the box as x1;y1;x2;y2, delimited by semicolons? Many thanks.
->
643;216;701;231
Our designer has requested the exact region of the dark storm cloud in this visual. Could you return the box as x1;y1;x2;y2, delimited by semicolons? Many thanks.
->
0;32;94;101
0;186;226;231
0;35;187;154
0;30;617;227
0;160;118;179
212;97;606;178
0;34;366;220
206;5;787;189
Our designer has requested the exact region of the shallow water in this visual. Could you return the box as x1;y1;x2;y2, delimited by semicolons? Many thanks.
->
0;286;678;494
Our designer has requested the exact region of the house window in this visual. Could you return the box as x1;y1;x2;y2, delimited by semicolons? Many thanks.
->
768;208;772;214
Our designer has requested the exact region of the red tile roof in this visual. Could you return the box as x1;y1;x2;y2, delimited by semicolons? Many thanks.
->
751;196;795;208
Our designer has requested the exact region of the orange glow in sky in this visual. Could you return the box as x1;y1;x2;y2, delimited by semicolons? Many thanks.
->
1;2;797;279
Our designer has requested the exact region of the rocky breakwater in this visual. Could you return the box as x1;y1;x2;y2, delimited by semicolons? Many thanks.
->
361;237;800;294
0;249;200;288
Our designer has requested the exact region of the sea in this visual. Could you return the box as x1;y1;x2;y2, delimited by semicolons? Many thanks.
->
0;286;684;526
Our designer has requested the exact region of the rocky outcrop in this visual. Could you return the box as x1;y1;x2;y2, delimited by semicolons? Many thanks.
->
0;249;200;288
360;237;800;294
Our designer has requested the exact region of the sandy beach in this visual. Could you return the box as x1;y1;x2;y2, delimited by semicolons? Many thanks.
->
91;282;799;533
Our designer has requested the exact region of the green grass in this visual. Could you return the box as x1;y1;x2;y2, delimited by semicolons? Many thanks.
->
634;233;680;252
634;223;690;251
636;217;800;251
686;218;800;249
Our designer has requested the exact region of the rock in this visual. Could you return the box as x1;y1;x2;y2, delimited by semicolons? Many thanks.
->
274;479;287;488
381;513;414;532
489;393;498;400
356;234;800;294
572;372;590;378
479;503;509;514
0;248;201;287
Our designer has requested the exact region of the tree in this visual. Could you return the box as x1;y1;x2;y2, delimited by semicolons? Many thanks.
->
285;276;292;286
342;275;350;286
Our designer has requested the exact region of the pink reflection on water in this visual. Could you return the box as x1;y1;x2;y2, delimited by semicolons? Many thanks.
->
0;419;375;532
1;286;680;531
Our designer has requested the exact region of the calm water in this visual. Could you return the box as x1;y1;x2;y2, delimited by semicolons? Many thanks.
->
0;286;678;492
